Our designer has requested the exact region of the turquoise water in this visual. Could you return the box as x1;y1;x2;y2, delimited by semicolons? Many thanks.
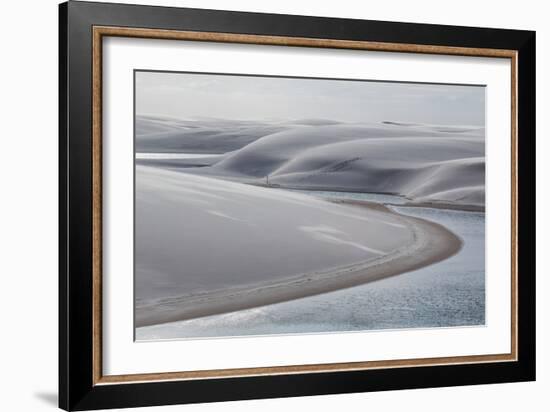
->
137;194;485;340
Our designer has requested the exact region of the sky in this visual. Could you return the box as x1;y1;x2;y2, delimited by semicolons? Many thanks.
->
135;71;485;126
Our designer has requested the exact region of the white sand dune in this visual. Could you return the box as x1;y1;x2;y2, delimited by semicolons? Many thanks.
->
135;166;460;326
262;143;485;207
136;118;485;207
214;123;481;174
136;115;293;153
175;122;485;208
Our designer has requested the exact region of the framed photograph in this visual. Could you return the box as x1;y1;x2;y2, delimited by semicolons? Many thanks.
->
59;1;536;410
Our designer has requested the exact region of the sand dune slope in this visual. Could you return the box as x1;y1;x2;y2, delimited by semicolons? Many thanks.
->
136;118;486;208
135;166;460;326
136;115;292;153
210;123;485;207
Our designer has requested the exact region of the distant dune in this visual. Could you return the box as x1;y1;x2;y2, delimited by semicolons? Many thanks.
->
135;166;461;327
136;115;293;153
136;117;485;207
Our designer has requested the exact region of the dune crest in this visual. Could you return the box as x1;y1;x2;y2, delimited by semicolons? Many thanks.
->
135;116;486;208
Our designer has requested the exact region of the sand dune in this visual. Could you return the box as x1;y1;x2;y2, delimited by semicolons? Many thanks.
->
135;166;461;327
263;145;485;207
136;118;485;207
214;123;481;174
171;122;485;208
136;115;293;153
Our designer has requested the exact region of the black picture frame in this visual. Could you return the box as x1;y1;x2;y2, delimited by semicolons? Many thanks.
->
59;1;536;410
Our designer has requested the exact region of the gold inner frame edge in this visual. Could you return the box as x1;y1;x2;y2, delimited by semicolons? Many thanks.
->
91;25;518;386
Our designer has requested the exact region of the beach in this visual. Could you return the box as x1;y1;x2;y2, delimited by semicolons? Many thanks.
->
137;206;484;339
135;167;462;327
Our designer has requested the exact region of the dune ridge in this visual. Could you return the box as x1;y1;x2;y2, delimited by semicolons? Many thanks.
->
135;116;485;208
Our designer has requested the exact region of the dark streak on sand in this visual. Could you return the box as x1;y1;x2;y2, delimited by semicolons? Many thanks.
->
136;200;462;328
397;201;485;212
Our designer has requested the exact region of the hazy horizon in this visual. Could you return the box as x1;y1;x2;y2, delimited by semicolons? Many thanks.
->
135;71;486;126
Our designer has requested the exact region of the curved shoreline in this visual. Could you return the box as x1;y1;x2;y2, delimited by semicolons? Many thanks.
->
136;200;462;328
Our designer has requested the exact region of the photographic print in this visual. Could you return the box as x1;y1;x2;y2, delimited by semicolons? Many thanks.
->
134;71;486;341
60;5;535;408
